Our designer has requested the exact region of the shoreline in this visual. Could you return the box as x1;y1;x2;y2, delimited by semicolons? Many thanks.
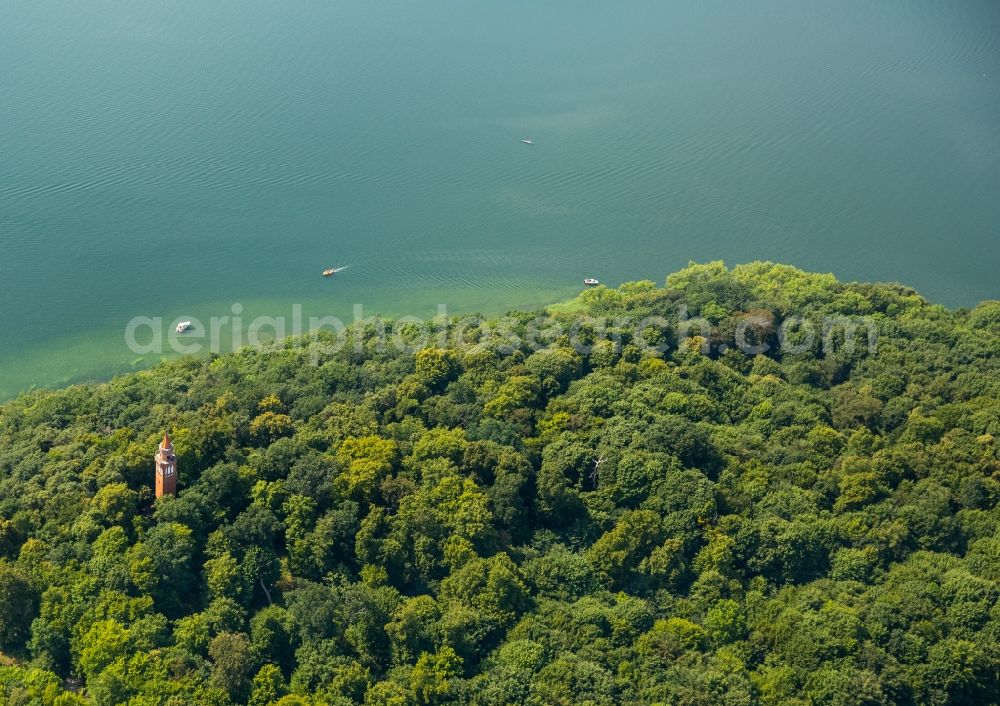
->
4;261;991;404
0;282;579;402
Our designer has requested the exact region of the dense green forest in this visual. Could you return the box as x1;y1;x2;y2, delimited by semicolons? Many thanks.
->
1;262;998;706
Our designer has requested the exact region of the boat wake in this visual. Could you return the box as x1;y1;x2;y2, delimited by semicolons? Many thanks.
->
322;265;350;277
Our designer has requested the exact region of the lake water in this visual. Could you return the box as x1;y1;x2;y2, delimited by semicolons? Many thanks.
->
2;0;998;398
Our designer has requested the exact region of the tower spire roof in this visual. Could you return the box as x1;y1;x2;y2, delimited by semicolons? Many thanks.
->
162;432;171;448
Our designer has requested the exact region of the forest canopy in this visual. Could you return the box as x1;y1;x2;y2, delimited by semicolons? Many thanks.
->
0;261;998;706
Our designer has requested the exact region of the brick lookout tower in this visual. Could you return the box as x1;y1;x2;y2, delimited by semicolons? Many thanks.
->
154;432;177;498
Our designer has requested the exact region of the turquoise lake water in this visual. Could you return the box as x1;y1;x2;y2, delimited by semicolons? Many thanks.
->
1;0;998;398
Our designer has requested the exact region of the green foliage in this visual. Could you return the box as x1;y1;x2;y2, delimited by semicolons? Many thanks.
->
414;348;461;393
0;561;37;651
209;631;255;701
0;262;998;705
411;646;463;705
336;435;398;501
248;663;287;706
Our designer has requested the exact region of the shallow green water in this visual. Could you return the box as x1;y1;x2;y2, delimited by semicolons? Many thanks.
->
2;0;998;398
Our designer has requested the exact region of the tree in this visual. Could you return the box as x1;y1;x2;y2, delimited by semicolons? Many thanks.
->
205;552;249;605
90;482;140;529
410;646;463;705
386;595;439;666
704;599;746;645
585;510;670;591
0;560;37;651
78;619;131;683
250;605;295;676
250;411;295;445
248;663;288;706
414;348;461;392
527;653;616;706
209;631;255;701
336;435;398;501
128;522;196;617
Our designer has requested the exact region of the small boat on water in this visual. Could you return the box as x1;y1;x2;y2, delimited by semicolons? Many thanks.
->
176;321;192;333
521;139;534;145
322;268;337;277
583;278;599;286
